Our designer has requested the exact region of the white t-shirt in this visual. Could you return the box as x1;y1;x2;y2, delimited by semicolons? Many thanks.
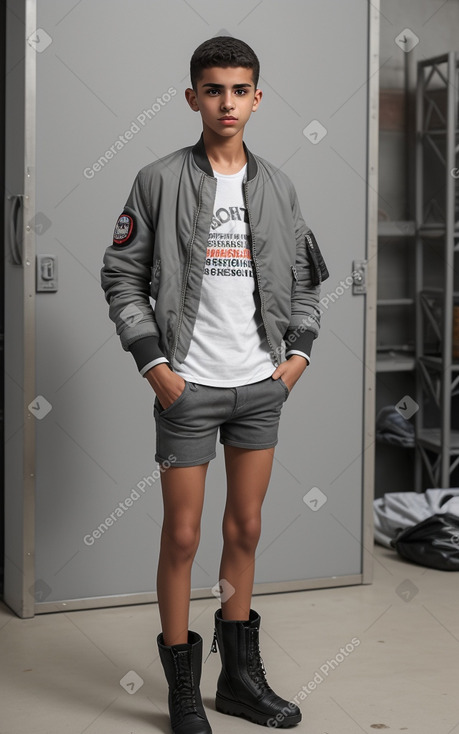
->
174;164;275;387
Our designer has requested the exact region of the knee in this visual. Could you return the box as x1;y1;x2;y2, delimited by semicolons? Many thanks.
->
162;523;200;562
223;515;261;554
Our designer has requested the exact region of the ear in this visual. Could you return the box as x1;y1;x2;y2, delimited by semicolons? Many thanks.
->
252;88;262;112
185;87;200;112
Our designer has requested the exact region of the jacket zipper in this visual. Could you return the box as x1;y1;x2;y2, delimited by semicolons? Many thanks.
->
170;173;205;363
242;181;278;364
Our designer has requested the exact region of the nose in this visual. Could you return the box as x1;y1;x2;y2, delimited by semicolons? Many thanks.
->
221;91;234;112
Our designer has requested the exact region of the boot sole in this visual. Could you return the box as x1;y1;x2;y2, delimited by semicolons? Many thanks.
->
216;692;302;728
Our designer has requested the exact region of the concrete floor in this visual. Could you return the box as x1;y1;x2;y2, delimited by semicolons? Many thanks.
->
0;542;458;734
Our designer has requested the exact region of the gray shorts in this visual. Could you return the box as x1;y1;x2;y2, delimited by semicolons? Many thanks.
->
153;375;290;467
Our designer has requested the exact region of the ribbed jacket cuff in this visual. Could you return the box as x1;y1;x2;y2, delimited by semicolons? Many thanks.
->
128;335;166;373
284;328;315;358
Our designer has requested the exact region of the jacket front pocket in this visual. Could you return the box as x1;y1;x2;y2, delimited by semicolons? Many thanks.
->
150;258;161;300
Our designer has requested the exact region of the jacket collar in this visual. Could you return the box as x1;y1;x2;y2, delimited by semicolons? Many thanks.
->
191;132;257;181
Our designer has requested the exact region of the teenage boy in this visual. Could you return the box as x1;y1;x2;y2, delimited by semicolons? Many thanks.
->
101;36;328;734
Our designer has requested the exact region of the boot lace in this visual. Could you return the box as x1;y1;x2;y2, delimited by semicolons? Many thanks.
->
247;628;271;693
172;650;198;717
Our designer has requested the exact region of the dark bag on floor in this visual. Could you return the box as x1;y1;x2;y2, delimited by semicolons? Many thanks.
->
390;512;459;571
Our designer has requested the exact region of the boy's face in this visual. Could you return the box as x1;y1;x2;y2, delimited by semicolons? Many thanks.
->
185;66;262;139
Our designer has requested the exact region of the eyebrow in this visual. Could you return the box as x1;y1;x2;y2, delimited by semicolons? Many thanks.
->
201;83;252;89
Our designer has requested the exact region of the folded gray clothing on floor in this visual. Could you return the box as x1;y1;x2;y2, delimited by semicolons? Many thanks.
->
373;488;459;548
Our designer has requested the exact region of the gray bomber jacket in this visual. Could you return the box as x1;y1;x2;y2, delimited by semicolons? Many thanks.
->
100;133;329;374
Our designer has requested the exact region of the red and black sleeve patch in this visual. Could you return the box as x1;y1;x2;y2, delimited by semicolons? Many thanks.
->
113;211;136;246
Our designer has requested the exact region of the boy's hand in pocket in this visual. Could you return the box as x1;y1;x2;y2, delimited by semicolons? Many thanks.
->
145;364;186;410
271;355;308;393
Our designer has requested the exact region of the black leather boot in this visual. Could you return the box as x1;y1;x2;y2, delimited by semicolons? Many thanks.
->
210;608;301;728
157;630;212;734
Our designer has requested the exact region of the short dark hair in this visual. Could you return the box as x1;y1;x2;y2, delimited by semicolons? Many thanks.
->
190;36;260;92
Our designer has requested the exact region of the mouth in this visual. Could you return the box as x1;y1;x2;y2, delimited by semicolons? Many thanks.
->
218;116;238;121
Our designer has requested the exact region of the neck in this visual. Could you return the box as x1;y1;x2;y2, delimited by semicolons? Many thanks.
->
202;126;246;170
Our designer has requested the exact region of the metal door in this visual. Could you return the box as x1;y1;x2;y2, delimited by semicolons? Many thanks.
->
4;0;378;616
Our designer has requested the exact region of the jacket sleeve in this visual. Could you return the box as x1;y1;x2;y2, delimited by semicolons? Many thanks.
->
100;168;167;373
283;184;329;361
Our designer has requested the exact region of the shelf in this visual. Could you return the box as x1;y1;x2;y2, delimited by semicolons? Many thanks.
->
377;298;414;306
378;221;416;237
421;288;459;299
376;350;416;372
418;355;459;372
417;428;459;455
418;226;447;238
421;127;459;136
418;225;459;239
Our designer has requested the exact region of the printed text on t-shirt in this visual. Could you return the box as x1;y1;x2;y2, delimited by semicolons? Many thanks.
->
204;232;254;278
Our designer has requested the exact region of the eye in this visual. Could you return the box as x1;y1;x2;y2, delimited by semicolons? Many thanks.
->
206;89;220;95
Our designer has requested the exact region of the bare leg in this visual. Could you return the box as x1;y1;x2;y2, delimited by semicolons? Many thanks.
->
156;463;209;645
219;446;275;621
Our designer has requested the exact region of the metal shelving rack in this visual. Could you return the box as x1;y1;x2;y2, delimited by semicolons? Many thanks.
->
415;52;459;490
